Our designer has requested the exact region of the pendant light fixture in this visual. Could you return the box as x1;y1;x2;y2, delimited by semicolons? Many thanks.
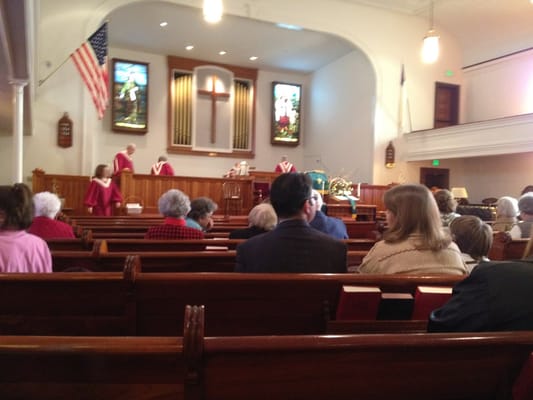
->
203;0;223;24
421;0;439;64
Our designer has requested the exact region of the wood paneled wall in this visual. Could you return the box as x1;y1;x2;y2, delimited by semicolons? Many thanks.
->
32;170;254;215
32;169;391;216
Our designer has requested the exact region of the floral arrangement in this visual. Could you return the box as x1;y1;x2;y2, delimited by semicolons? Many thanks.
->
328;177;353;197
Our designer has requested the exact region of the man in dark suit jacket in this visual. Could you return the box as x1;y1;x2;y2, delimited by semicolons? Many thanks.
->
309;190;348;239
428;260;533;332
236;173;347;273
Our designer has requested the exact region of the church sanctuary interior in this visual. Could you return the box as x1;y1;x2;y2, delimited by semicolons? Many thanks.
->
4;2;533;398
0;0;532;201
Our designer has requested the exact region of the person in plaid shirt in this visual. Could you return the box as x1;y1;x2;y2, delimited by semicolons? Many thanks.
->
145;189;205;240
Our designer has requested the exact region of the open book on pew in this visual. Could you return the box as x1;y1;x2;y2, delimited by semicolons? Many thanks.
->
411;286;453;320
335;285;381;320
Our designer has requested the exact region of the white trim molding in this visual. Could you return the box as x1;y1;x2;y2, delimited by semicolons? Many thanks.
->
404;113;533;161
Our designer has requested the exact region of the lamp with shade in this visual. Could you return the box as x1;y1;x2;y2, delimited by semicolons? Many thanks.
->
451;187;469;205
421;0;439;64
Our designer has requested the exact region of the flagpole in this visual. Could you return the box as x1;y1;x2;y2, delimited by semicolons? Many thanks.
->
38;55;72;87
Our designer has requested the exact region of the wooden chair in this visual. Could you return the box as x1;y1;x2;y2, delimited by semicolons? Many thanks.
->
222;181;242;216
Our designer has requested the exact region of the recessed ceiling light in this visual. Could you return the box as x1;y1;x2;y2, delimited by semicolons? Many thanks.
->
249;56;258;61
159;21;168;27
185;45;194;51
219;50;227;55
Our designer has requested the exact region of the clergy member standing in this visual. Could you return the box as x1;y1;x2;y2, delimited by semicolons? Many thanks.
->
275;155;296;173
84;164;123;216
151;155;175;176
113;143;136;178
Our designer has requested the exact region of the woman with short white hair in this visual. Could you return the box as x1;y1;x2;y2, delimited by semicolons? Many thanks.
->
493;196;518;232
229;203;277;239
28;191;75;239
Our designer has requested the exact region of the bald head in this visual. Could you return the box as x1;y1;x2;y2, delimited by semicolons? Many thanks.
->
127;143;136;155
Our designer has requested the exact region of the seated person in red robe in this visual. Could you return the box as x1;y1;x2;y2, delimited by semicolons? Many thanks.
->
84;164;123;216
28;191;75;239
150;155;174;176
145;189;205;239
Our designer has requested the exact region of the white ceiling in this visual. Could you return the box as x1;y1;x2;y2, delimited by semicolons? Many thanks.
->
108;2;356;73
108;0;533;72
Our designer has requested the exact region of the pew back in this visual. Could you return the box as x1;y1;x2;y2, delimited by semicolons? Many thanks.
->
198;332;533;400
134;272;464;336
0;272;134;335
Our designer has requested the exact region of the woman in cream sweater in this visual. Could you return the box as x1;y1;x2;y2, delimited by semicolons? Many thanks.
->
358;184;467;275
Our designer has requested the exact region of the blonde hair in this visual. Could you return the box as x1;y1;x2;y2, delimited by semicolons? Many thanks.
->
248;203;277;230
384;184;451;250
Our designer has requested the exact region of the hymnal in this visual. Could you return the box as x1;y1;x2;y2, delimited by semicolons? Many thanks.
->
411;286;453;320
336;285;381;320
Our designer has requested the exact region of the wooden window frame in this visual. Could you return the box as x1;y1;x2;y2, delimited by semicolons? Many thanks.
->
167;56;257;159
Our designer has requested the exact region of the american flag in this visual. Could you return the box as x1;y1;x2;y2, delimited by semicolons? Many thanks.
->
71;23;109;119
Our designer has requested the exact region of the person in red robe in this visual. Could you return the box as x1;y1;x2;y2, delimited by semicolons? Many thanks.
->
150;156;175;176
113;143;136;177
275;155;296;173
84;164;123;216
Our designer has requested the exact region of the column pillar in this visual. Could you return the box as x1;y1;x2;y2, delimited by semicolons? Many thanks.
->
10;79;28;184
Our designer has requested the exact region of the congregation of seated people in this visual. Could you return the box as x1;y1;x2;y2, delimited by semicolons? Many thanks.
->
6;173;533;333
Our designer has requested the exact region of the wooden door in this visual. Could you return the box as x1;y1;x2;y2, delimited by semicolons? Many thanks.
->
434;82;459;128
420;167;450;190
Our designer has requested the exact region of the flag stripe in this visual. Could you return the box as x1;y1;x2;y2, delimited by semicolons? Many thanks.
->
72;45;106;116
70;23;109;119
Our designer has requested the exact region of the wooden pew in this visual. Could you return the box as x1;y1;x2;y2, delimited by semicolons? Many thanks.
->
52;244;369;272
131;265;464;336
344;220;382;239
0;270;135;335
195;331;533;400
3;302;532;400
3;301;532;400
489;233;528;260
0;305;201;400
0;261;463;337
0;336;185;399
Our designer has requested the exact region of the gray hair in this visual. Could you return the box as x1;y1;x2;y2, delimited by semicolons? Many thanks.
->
248;203;277;230
496;196;518;218
33;191;61;218
158;189;191;218
188;197;218;221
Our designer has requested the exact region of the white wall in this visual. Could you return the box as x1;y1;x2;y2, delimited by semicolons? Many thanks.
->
0;0;469;186
464;49;533;122
406;152;533;204
305;50;374;184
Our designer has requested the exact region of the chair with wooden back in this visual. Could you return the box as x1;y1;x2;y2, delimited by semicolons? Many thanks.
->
222;181;242;216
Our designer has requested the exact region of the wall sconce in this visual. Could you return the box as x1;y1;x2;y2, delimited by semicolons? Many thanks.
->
203;0;223;24
385;141;395;169
421;0;439;64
